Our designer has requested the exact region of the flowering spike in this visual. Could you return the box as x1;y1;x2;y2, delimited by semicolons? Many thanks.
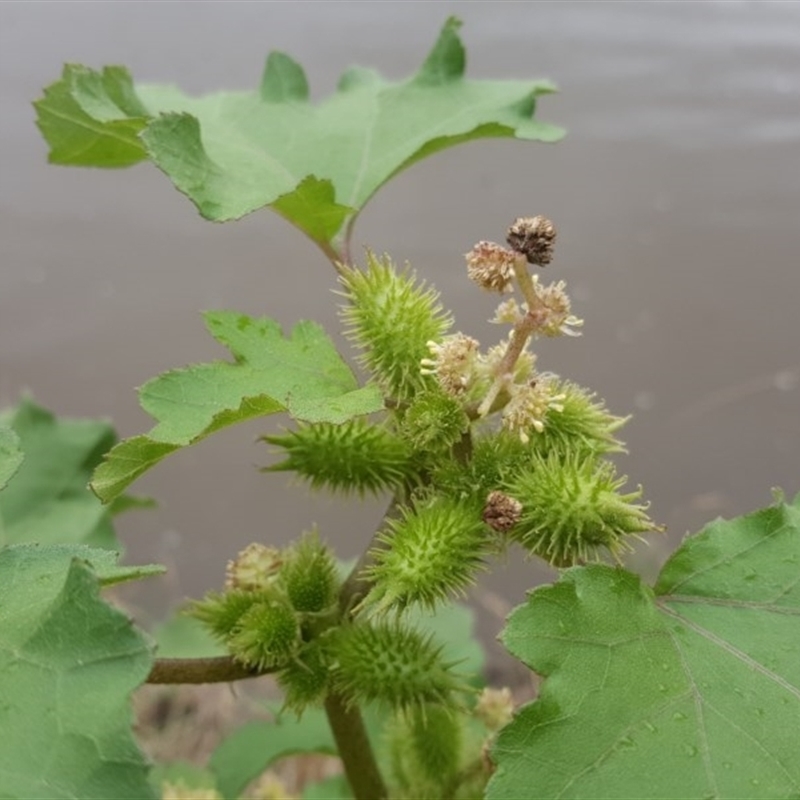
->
528;275;583;338
491;297;523;325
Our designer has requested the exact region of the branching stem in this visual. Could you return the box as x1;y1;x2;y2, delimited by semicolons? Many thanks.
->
476;254;543;417
146;656;272;684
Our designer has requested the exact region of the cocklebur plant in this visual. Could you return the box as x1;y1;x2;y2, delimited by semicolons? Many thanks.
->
1;16;798;800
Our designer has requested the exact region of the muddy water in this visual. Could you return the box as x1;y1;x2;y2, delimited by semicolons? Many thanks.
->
2;3;799;657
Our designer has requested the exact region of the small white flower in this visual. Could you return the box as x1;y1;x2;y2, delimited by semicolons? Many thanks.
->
491;297;523;325
503;380;567;443
420;334;480;396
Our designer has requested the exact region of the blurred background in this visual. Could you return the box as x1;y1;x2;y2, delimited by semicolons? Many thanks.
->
2;1;799;673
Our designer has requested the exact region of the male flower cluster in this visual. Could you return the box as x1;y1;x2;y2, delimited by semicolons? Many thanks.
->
421;216;582;442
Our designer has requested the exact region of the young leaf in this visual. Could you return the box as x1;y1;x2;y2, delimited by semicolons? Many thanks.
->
90;311;384;503
0;545;156;799
34;64;149;167
0;398;120;548
34;18;562;251
489;494;800;800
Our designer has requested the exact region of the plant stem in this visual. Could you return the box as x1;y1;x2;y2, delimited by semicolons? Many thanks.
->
324;692;388;800
475;254;542;418
323;493;404;799
338;491;404;616
146;462;396;799
146;656;273;684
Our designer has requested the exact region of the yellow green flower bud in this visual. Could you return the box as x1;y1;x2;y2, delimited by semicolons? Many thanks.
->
225;543;283;591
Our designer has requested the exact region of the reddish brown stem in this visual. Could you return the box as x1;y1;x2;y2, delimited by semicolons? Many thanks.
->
146;656;272;684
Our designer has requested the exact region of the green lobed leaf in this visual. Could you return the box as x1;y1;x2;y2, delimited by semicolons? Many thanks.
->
272;175;353;245
489;493;800;800
209;710;337;800
2;543;164;587
90;311;384;503
34;18;562;249
0;545;156;798
0;398;120;549
34;64;149;168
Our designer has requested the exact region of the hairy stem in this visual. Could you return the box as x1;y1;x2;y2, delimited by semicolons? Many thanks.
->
323;492;405;799
324;692;388;800
317;236;345;272
146;656;273;684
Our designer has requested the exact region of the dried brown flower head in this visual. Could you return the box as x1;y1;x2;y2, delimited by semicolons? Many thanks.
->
465;240;517;292
507;216;557;266
482;490;523;532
